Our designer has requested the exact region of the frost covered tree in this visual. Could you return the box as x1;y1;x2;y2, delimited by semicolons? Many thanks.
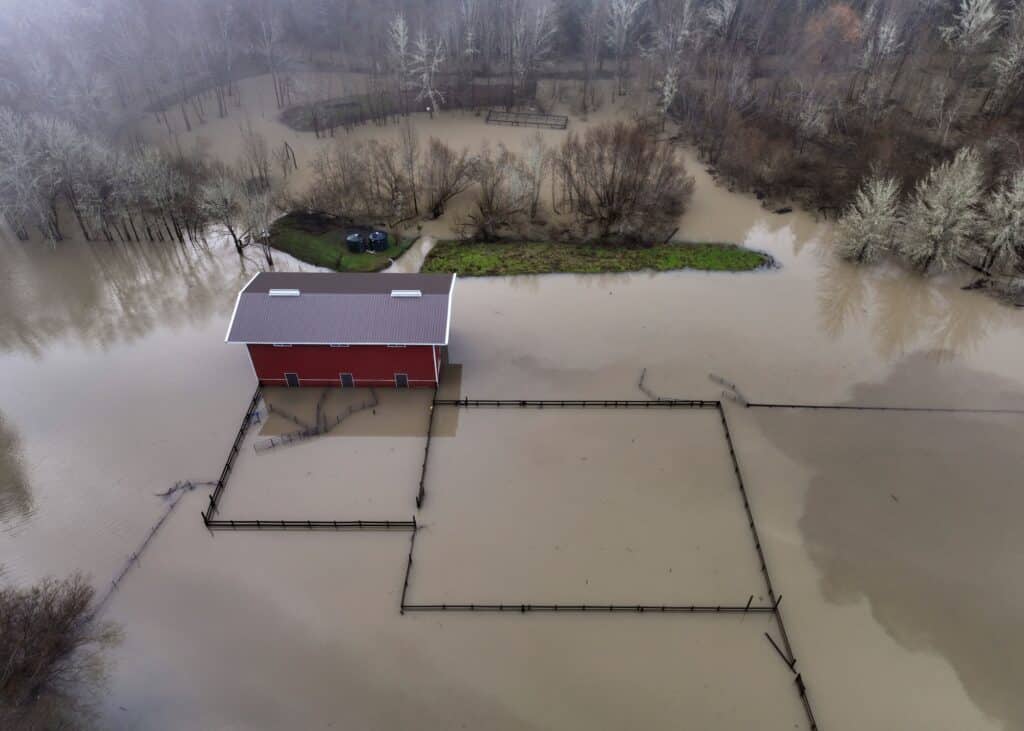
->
606;0;645;96
388;13;413;114
835;175;902;263
941;0;1001;53
900;147;985;273
982;168;1024;271
410;32;446;117
704;0;738;40
988;1;1024;113
511;1;557;99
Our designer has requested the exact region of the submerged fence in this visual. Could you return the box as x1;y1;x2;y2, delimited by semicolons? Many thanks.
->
433;398;718;409
485;109;568;129
203;518;416;531
203;386;262;522
416;392;438;509
716;402;818;731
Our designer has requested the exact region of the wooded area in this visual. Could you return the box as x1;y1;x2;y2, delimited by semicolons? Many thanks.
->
1;0;1023;281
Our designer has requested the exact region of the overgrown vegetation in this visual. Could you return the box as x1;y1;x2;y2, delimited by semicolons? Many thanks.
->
421;239;770;276
266;211;412;271
0;572;120;730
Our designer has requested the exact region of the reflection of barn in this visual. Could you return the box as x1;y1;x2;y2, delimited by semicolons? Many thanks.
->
225;272;456;388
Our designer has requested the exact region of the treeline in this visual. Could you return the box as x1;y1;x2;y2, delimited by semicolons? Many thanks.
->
0;107;295;262
306;119;693;242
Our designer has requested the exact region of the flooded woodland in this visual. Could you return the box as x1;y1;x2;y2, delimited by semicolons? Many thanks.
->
2;71;1024;730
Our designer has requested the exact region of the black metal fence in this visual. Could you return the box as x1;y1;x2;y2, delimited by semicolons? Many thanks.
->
203;386;262;522
717;402;818;731
485;109;569;129
203;518;416;531
434;398;718;409
416;393;438;509
747;401;1024;414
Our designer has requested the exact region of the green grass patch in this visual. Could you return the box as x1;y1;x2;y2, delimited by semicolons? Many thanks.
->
421;240;772;276
267;212;413;272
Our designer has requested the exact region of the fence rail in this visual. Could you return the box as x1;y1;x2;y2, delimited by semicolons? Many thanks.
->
416;393;438;509
203;518;417;531
747;401;1024;415
485;109;568;129
434;398;718;409
401;603;775;614
204;386;262;521
717;402;819;730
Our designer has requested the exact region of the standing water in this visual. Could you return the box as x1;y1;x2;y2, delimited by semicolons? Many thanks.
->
2;73;1023;730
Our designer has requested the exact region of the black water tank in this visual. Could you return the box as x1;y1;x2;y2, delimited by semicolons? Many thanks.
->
369;230;388;252
346;232;366;253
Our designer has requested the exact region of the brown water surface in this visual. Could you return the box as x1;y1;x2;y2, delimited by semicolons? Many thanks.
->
1;74;1022;729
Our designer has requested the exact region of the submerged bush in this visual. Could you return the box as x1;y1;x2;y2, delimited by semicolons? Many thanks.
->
0;572;120;729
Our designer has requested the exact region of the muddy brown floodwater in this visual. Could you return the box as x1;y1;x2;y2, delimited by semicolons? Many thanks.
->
1;73;1023;729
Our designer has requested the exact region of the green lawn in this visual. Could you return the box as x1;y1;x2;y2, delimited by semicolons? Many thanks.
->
421;240;773;276
267;213;413;272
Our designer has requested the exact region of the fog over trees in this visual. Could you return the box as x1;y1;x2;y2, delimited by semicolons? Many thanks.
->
0;0;1023;281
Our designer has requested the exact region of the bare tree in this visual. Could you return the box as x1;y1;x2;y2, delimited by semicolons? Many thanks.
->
462;142;529;239
521;131;548;219
0;572;120;729
238;119;270;189
555;120;694;239
511;1;557;101
200;167;246;252
399;118;421;216
421;138;473;218
606;0;645;96
580;0;607;113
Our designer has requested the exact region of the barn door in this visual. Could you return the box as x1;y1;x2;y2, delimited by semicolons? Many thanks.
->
394;373;409;389
285;372;300;387
340;373;354;388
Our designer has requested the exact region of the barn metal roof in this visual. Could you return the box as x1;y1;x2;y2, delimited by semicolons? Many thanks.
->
225;272;456;346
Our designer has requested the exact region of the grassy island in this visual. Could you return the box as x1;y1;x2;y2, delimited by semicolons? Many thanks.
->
267;211;413;272
421;240;772;277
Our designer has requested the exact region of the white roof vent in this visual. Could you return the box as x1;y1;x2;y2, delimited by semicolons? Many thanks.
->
269;288;301;297
390;289;422;298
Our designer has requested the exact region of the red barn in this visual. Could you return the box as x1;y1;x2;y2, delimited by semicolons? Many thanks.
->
225;272;456;388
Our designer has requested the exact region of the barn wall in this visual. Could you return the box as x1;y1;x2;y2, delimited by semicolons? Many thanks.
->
247;344;438;387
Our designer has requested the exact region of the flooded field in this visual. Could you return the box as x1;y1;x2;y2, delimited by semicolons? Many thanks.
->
2;72;1023;729
412;406;761;605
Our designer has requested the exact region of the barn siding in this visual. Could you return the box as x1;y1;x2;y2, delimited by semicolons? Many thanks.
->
247;344;438;387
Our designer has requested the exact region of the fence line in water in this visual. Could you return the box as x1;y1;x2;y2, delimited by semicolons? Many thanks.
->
717;402;819;731
203;518;416;531
90;480;213;621
433;398;717;409
416;391;438;509
204;386;262;521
